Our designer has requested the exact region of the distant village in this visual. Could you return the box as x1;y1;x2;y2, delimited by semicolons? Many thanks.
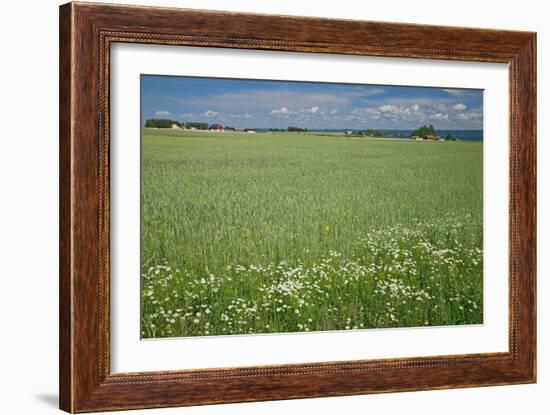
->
144;119;456;141
144;118;311;135
145;118;258;133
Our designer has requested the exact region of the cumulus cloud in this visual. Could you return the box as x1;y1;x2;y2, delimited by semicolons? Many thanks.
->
378;104;400;113
346;101;483;129
271;106;290;114
453;103;467;111
455;111;482;121
371;104;425;118
149;80;482;130
272;106;320;115
429;112;449;121
202;110;219;118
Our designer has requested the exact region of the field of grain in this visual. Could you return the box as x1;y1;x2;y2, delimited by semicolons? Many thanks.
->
141;129;483;338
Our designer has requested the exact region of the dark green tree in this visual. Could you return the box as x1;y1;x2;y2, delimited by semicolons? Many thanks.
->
144;118;179;128
411;124;437;137
185;122;209;130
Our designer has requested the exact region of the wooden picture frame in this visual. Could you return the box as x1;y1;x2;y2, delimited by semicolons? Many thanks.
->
59;2;536;412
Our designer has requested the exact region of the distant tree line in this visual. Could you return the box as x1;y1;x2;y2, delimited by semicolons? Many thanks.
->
145;118;181;128
145;119;233;130
144;120;317;133
352;129;396;138
185;121;210;130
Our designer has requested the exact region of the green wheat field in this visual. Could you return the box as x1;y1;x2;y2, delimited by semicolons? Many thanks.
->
141;129;483;338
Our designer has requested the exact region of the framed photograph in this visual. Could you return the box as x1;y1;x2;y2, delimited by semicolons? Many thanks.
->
59;2;536;412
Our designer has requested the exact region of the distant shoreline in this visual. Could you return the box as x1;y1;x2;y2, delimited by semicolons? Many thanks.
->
143;127;482;141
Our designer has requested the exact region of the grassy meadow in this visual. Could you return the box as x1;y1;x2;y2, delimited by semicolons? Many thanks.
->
141;129;483;338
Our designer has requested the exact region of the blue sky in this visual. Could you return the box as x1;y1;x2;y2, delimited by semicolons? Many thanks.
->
141;75;483;130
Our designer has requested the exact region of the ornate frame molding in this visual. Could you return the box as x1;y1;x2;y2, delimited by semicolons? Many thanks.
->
60;2;536;412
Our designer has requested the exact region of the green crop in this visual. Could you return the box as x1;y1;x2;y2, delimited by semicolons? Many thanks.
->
141;130;483;338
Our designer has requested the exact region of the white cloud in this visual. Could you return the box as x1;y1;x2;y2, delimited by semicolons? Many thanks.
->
442;89;465;97
375;104;425;117
151;84;481;130
429;112;449;121
378;104;400;113
433;103;449;111
271;106;289;115
352;107;380;116
272;106;319;115
453;103;467;111
455;110;482;121
202;110;219;118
